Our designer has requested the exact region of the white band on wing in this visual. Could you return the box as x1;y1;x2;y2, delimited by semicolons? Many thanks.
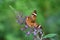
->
33;13;37;16
38;25;41;28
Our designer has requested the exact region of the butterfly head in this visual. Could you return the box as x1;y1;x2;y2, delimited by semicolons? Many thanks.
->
31;10;37;21
32;10;37;16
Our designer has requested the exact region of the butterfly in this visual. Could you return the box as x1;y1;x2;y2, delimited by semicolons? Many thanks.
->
19;10;43;39
9;5;43;39
14;10;43;39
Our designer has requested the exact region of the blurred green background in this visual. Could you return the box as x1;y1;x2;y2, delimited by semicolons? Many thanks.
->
0;0;60;40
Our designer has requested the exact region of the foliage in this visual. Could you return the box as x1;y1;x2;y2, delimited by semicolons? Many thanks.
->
0;0;60;40
43;34;57;38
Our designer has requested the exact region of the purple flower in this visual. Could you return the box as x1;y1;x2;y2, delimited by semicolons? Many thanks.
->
26;31;30;36
39;32;43;35
25;25;28;28
33;31;37;36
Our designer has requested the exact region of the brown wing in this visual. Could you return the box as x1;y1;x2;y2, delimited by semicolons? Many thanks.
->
25;10;37;28
25;17;35;27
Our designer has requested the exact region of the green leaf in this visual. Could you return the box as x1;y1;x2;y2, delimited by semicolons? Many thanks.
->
43;34;57;38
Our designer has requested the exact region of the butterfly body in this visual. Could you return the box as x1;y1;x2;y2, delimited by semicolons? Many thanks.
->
25;16;35;27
